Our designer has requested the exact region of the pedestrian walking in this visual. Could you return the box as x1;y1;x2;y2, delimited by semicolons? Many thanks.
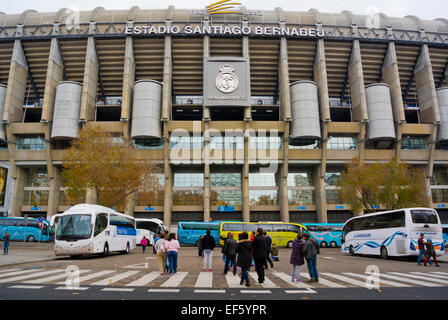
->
236;231;252;287
417;233;428;265
302;233;320;283
263;231;274;269
3;231;10;255
290;234;305;283
424;239;439;267
153;233;160;255
164;233;180;275
251;228;267;285
223;233;237;275
271;243;279;262
154;233;167;274
140;236;148;253
201;230;216;272
197;235;204;257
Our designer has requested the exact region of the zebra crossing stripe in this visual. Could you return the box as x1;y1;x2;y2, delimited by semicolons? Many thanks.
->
241;290;271;294
101;288;135;292
388;272;448;285
55;286;89;291
225;273;242;288
411;272;448;280
342;272;410;287
194;289;226;293
0;269;65;284
125;271;160;287
9;285;44;289
24;270;91;284
0;269;19;274
148;288;180;293
431;272;448;276
379;273;442;287
160;272;188;287
195;272;213;288
321;273;367;288
272;271;313;288
248;272;279;288
90;271;140;286
56;270;115;285
300;273;346;288
0;269;38;279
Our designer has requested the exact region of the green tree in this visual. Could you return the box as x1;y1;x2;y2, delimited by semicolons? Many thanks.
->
337;157;429;213
62;126;161;211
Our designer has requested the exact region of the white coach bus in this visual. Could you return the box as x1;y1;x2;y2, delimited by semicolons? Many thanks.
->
53;204;137;258
341;208;445;259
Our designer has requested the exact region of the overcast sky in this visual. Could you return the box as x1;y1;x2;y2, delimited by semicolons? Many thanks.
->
1;0;447;21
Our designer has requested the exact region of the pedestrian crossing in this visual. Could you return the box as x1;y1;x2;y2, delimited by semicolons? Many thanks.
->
0;267;447;291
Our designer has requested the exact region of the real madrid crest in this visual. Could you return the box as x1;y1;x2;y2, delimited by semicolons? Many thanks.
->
216;64;238;93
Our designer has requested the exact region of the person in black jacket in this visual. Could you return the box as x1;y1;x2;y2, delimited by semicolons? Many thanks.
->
201;230;216;272
236;232;252;287
223;233;237;275
263;231;274;269
251;228;267;285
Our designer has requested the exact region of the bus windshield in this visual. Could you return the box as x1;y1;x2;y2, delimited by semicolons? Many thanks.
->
56;214;93;241
411;210;439;224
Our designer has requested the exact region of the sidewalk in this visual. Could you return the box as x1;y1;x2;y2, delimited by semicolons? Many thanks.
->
0;242;56;266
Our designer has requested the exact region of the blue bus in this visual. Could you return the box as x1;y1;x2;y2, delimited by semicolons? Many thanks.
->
0;217;54;242
177;221;222;246
303;223;344;248
443;224;448;248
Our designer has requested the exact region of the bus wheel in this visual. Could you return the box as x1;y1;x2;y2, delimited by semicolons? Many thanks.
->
27;235;35;242
349;245;355;256
320;241;328;248
125;242;130;254
287;241;293;248
330;241;337;248
102;243;109;258
380;246;388;260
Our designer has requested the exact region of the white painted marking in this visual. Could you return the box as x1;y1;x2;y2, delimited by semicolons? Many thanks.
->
249;272;279;288
300;273;346;288
411;272;448;280
225;273;242;288
285;289;317;294
272;271;313;288
194;272;213;288
24;270;91;284
148;288;180;293
125;271;160;287
240;290;271;294
379;273;442;287
0;269;19;274
432;272;448;276
388;272;448;285
56;270;115;285
321;273;367;288
55;286;89;291
101;288;135;292
194;289;226;294
9;285;44;289
124;263;149;269
0;269;65;284
321;256;337;261
90;271;140;286
342;273;410;288
160;272;188;287
144;257;156;260
0;269;38;278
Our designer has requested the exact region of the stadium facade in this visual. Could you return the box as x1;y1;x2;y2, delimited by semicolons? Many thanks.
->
0;4;448;226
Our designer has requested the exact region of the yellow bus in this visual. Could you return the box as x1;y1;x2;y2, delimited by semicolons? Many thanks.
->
219;222;309;248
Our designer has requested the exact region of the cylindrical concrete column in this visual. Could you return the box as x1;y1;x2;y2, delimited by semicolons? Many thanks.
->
51;81;82;139
365;83;396;142
436;87;448;141
0;84;7;141
131;80;163;139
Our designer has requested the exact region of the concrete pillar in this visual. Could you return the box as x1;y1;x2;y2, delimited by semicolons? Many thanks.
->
42;38;64;122
125;191;136;216
348;40;369;122
79;37;99;124
414;44;441;124
203;122;211;222
161;24;172;122
314;39;331;122
10;167;26;217
163;125;173;228
3;40;28;123
279;122;290;222
242;123;250;222
278;23;292;121
426;124;438;206
121;36;135;122
314;164;327;223
85;188;97;204
203;19;211;121
242;19;252;121
47;166;62;216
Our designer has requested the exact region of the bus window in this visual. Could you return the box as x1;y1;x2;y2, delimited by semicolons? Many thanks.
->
244;224;257;232
223;223;243;232
272;224;289;232
94;213;108;236
287;224;301;234
257;224;273;232
411;210;439;224
443;228;448;235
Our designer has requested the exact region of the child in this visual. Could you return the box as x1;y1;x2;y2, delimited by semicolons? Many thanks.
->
271;243;279;262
